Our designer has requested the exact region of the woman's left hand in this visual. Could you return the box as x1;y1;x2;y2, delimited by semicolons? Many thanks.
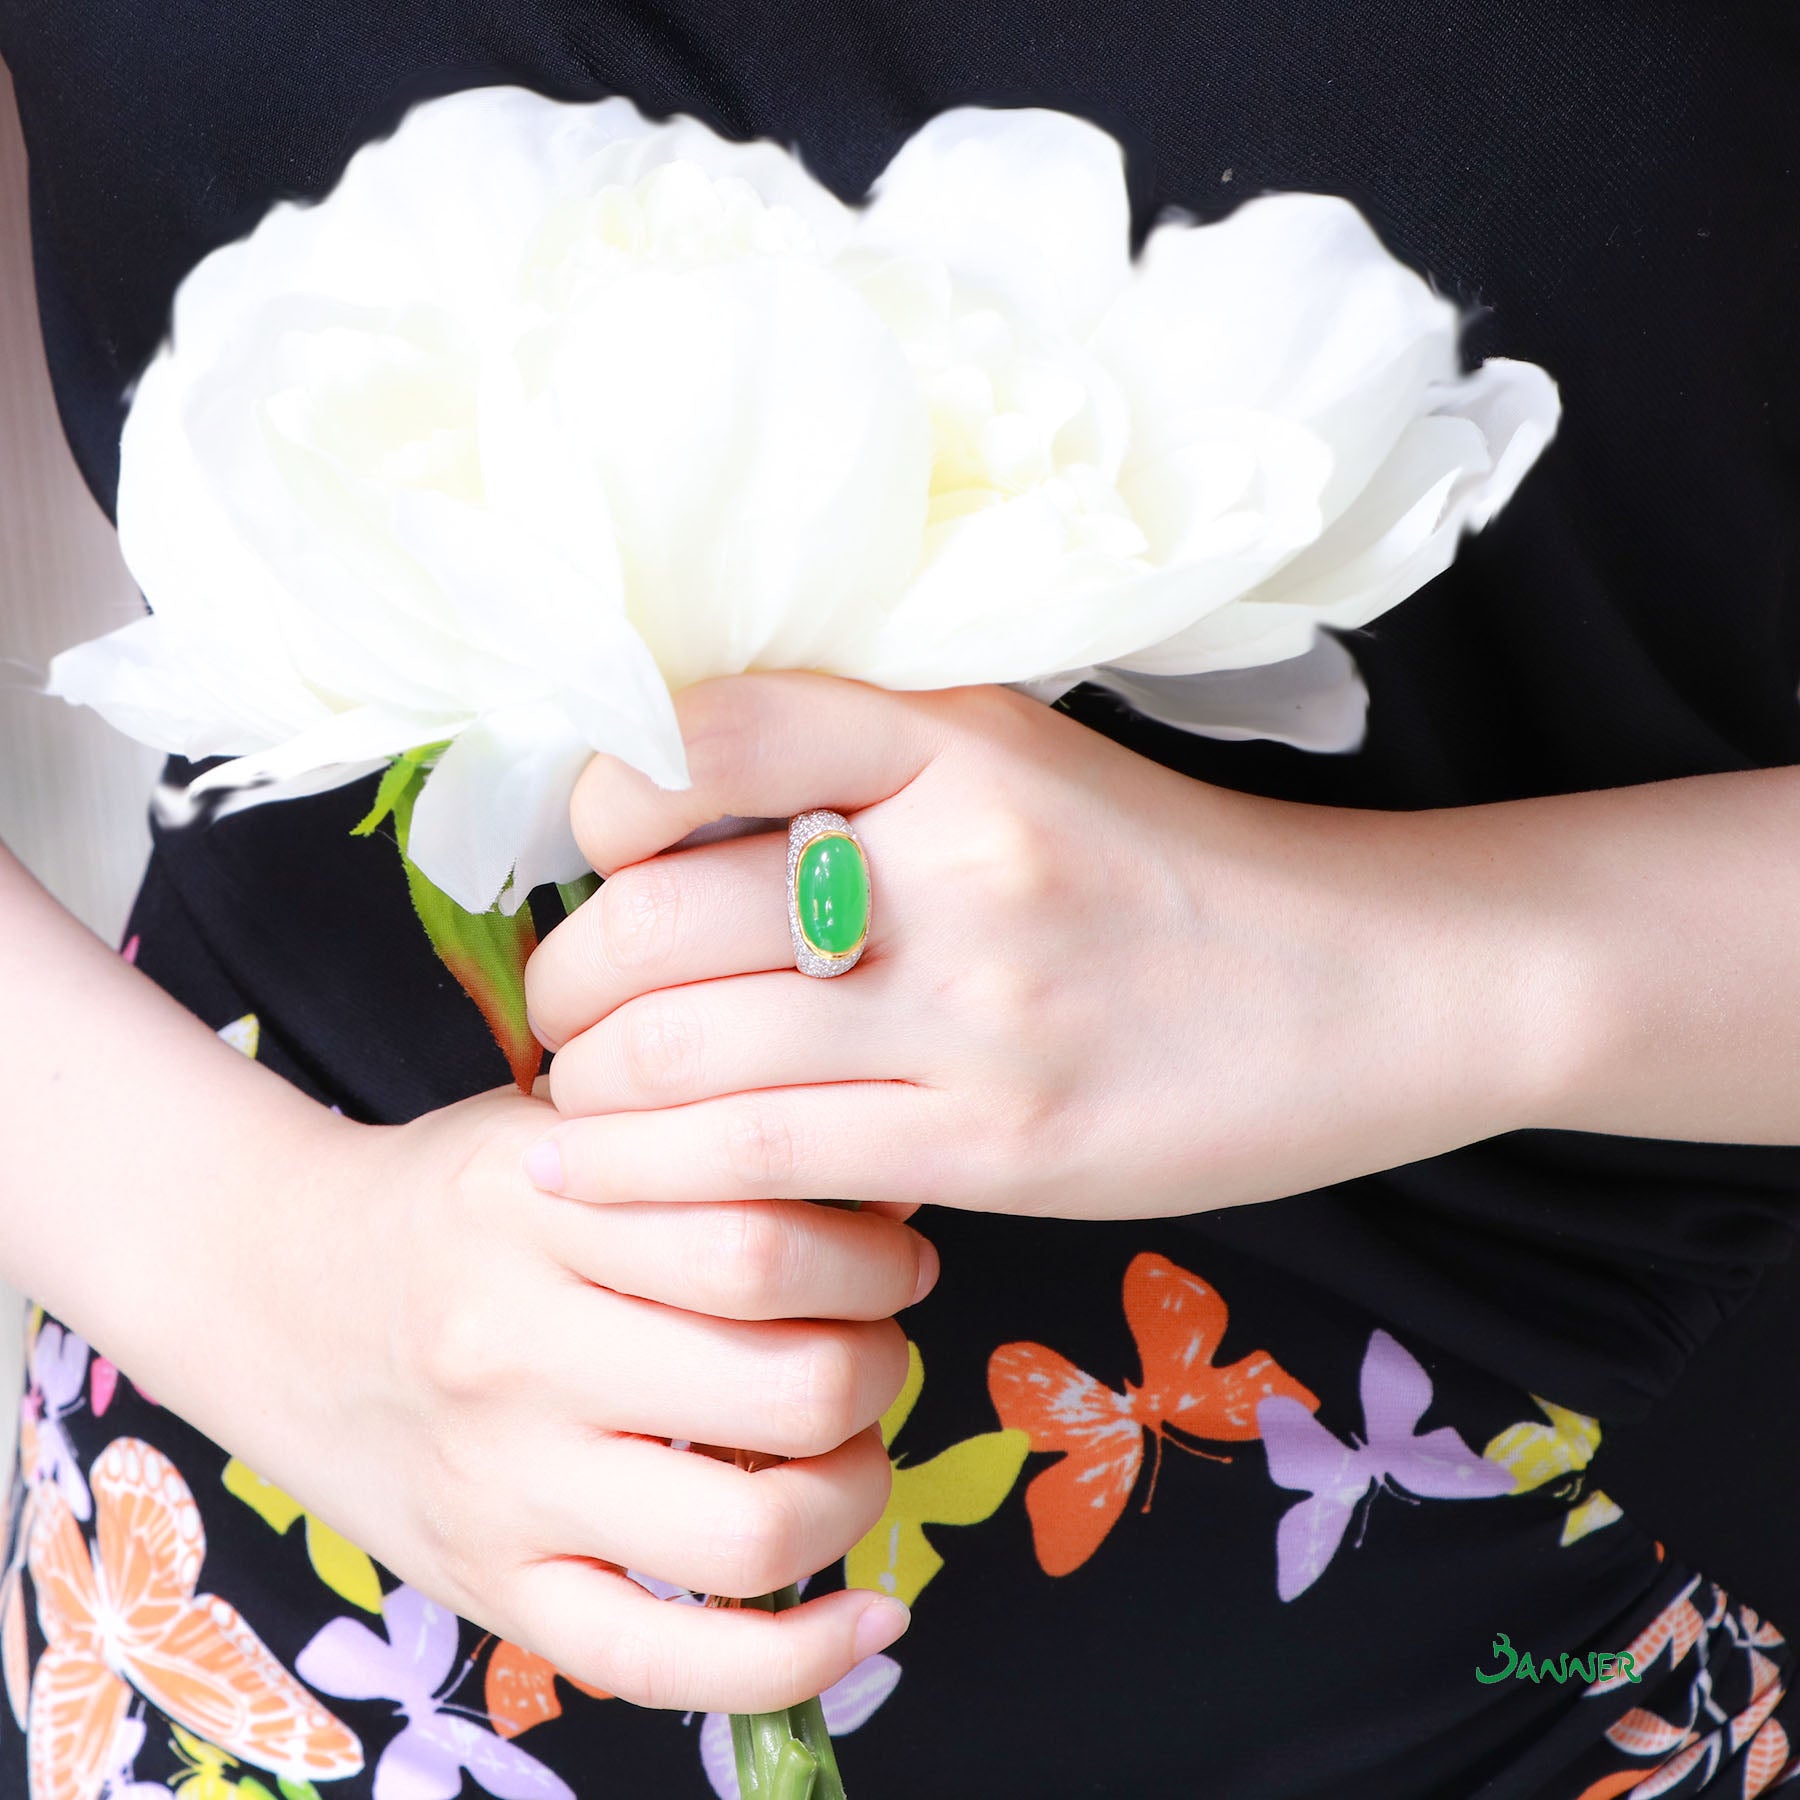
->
522;673;1569;1221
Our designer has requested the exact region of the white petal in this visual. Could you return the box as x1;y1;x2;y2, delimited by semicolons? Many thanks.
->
172;87;854;354
113;354;337;739
186;703;455;796
1115;358;1557;678
151;756;395;833
405;705;597;914
1009;670;1090;706
1213;362;1559;653
1091;630;1370;752
394;486;690;791
1437;357;1561;529
45;618;319;760
857;108;1132;337
525;256;930;689
852;460;1329;689
1094;194;1459;529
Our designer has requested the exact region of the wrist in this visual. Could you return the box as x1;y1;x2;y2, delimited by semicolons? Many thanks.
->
1357;797;1607;1143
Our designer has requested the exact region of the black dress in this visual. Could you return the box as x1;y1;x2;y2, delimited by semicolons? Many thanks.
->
3;4;1799;1797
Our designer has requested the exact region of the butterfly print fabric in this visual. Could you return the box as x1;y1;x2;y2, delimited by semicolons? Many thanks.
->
10;1135;1798;1798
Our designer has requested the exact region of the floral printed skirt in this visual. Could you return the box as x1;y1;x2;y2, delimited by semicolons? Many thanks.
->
5;938;1800;1799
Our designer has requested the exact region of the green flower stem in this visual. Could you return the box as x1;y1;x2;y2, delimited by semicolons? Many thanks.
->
557;872;601;915
730;1592;804;1798
768;1585;846;1800
772;1741;820;1800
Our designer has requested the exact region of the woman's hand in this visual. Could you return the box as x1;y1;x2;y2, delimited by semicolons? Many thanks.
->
0;840;923;1717
524;673;1574;1221
248;1089;925;1713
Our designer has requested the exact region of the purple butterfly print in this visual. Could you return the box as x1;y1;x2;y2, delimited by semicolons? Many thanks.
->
697;1655;901;1800
24;1321;93;1521
1257;1329;1514;1601
616;1571;900;1800
298;1585;574;1800
97;1716;175;1800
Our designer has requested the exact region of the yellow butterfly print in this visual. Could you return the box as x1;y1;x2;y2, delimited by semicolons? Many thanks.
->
1484;1398;1621;1546
169;1724;321;1800
1561;1489;1624;1546
222;1459;384;1614
216;1014;261;1059
1484;1398;1600;1494
844;1340;1029;1608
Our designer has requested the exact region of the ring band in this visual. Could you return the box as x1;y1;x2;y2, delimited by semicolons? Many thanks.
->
787;810;870;977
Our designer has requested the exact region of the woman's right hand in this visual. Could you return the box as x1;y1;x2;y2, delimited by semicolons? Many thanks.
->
230;1088;928;1715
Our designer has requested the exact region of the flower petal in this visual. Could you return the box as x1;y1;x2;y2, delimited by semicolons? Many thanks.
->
858;107;1132;338
521;256;931;690
405;705;599;914
186;703;455;797
1094;194;1460;528
45;618;318;761
1090;629;1371;752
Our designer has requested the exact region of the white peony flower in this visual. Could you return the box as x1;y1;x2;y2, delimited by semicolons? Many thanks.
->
49;88;1558;914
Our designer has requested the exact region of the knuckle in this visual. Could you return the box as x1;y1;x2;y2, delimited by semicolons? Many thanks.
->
598;863;680;975
970;801;1057;909
616;1003;699;1101
415;1299;509;1403
709;1204;793;1317
710;1490;801;1595
778;1330;862;1453
723;1101;800;1191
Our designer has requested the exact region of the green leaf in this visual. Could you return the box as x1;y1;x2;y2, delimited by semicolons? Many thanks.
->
350;741;449;838
354;752;542;1093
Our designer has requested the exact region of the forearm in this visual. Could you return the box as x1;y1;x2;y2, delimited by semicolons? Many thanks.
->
1387;765;1800;1147
0;838;353;1415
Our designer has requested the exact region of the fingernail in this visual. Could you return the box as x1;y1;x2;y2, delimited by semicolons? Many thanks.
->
852;1596;910;1662
910;1237;941;1307
526;1008;563;1054
522;1139;565;1193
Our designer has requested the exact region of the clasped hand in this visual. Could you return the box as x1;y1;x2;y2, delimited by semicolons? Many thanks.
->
318;673;1557;1719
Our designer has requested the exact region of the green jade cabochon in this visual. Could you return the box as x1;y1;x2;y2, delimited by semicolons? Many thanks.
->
794;833;869;958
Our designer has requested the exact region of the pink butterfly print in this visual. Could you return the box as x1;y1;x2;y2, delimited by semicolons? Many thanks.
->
1256;1328;1514;1600
298;1585;574;1800
23;1320;93;1521
618;1572;902;1800
89;1356;157;1417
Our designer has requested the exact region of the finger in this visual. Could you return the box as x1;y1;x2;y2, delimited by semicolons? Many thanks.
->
524;1081;946;1209
535;1426;895;1601
539;1196;940;1320
507;1555;911;1714
572;671;951;874
548;966;917;1116
525;832;795;1052
545;1282;912;1459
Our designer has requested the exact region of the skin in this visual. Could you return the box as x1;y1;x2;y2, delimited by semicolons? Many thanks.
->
9;670;1800;1711
0;844;921;1713
524;671;1800;1220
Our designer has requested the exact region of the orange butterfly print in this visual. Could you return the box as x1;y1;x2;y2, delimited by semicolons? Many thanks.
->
26;1436;363;1800
484;1638;612;1740
988;1252;1319;1576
